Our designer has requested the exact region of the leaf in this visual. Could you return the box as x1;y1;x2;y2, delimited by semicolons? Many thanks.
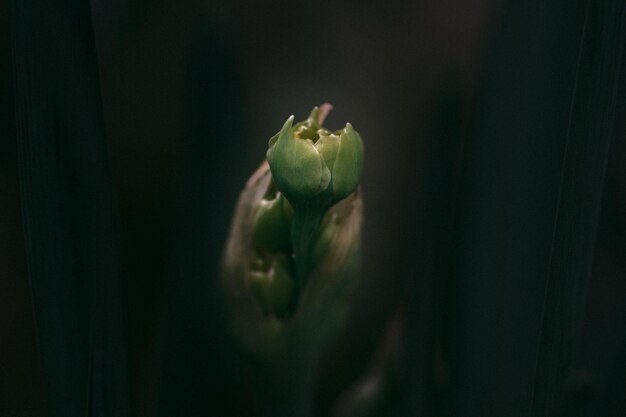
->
531;2;626;416
10;0;129;416
441;1;625;416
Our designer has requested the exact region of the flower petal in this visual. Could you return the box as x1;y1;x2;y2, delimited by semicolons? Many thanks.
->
331;123;364;201
267;116;331;204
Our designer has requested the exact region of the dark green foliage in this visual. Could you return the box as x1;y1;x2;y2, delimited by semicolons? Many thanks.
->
10;0;128;416
532;2;626;416
441;1;626;417
6;0;626;416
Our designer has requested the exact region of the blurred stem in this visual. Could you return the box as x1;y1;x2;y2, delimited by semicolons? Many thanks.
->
255;356;317;417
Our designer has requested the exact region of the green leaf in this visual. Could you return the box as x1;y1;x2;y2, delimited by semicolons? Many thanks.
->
10;0;129;415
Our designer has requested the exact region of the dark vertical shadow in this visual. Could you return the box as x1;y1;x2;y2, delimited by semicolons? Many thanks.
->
402;81;469;417
10;0;129;416
155;18;248;417
443;0;618;416
531;1;626;416
0;2;47;415
579;107;626;417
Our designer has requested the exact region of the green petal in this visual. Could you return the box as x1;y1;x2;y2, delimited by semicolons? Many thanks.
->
267;116;331;204
331;123;364;201
314;131;340;174
292;107;321;141
268;133;279;147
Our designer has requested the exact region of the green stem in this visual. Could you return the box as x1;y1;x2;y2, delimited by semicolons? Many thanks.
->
291;204;324;292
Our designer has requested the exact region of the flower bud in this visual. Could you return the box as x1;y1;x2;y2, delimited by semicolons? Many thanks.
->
222;162;362;357
248;253;294;316
252;193;293;253
265;108;365;290
266;108;364;210
222;105;364;376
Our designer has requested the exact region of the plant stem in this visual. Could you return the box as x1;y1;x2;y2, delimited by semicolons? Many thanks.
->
255;350;318;417
291;204;324;292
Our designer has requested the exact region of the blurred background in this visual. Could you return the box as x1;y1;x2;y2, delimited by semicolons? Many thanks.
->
1;0;625;416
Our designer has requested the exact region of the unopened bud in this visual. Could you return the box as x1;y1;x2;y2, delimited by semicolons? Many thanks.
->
266;107;364;209
222;105;363;362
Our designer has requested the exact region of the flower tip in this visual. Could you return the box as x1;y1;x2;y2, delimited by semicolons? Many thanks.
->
307;107;320;126
318;103;333;124
344;122;354;133
280;115;295;132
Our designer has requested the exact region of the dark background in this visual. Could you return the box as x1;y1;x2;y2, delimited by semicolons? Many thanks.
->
1;0;625;416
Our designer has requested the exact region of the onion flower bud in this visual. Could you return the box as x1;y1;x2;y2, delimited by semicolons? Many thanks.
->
221;105;364;416
266;108;364;209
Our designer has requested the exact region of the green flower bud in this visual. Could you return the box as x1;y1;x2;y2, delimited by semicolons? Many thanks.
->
248;253;294;316
265;108;365;289
266;108;364;209
222;160;362;357
252;192;293;253
222;106;364;414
